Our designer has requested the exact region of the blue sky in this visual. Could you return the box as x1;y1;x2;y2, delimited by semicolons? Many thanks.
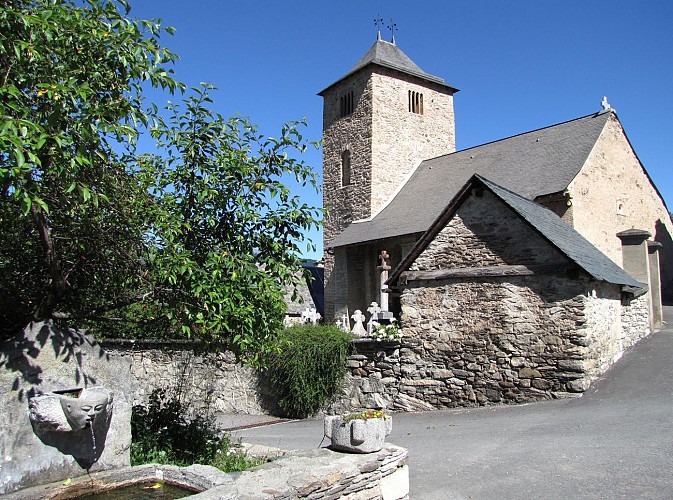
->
129;1;673;259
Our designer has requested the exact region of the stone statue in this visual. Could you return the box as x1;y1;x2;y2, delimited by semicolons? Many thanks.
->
28;386;114;469
60;387;113;431
351;310;368;337
29;387;113;433
601;96;612;111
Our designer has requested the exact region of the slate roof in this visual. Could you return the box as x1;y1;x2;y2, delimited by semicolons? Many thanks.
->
330;110;612;248
388;175;645;292
319;39;458;95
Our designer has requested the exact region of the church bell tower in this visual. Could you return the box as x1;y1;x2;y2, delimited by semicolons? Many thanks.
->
320;33;459;321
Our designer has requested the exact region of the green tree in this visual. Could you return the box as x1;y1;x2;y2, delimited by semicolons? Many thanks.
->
141;85;321;359
0;1;322;358
0;0;181;333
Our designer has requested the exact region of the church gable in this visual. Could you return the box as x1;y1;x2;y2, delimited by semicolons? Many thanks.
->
410;189;570;274
390;175;644;291
567;112;673;301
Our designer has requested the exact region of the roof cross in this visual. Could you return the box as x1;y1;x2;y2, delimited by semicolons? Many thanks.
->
387;19;398;44
374;16;384;40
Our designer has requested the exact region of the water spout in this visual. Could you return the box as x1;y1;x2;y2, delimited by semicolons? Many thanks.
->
89;425;97;452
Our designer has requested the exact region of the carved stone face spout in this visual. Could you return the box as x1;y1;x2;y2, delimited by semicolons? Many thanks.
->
59;387;113;431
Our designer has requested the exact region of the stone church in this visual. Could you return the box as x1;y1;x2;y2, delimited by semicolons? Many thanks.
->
320;36;672;407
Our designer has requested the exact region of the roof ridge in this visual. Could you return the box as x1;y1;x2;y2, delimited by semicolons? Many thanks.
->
427;110;613;162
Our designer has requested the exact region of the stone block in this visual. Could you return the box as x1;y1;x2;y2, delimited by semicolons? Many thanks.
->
566;378;590;392
518;367;541;378
532;379;552;390
557;359;585;372
380;464;409;500
510;357;526;368
432;369;454;379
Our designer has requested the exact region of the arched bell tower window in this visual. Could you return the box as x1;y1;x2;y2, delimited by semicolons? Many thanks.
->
408;90;423;114
341;150;351;187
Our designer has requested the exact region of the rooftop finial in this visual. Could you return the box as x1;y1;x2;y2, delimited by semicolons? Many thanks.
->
388;18;398;44
374;16;384;41
601;96;613;112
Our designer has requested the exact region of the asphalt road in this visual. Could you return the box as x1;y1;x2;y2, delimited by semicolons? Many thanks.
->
234;307;673;499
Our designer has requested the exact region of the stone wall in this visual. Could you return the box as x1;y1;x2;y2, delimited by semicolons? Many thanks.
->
322;70;374;246
329;339;403;414
101;339;274;417
327;282;652;413
395;277;602;407
370;68;455;215
621;293;651;350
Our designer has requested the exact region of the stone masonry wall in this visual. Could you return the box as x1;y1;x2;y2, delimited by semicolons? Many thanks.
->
322;71;373;323
322;71;374;246
101;340;274;417
396;277;598;407
328;339;403;414
329;289;652;414
621;293;651;350
370;68;455;216
98;296;651;419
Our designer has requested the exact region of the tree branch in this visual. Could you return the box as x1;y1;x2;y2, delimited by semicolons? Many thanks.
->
51;290;156;320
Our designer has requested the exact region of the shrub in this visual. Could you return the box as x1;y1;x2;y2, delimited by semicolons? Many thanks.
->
131;389;263;472
265;324;352;418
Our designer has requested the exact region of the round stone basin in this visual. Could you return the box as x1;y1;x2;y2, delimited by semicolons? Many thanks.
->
75;480;198;499
2;464;221;499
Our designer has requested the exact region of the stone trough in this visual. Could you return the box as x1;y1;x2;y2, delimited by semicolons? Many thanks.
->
4;445;409;499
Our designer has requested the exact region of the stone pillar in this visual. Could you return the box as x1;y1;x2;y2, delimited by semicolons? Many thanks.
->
648;241;663;330
617;229;653;329
325;248;349;323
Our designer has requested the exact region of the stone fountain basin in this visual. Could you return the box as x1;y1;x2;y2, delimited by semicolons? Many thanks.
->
4;444;409;499
2;463;227;499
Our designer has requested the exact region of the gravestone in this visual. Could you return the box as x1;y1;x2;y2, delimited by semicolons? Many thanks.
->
350;310;368;337
301;307;322;325
367;302;381;334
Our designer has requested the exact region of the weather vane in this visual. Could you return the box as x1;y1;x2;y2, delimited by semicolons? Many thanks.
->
374;16;384;40
387;18;398;44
